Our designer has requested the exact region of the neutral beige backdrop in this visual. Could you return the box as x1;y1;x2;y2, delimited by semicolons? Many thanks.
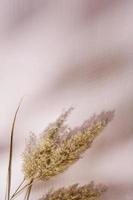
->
0;0;133;199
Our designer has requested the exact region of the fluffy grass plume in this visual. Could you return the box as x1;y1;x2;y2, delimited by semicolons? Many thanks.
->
23;109;114;181
39;182;107;200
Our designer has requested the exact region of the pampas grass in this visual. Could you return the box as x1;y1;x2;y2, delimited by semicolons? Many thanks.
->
4;102;114;200
39;182;107;200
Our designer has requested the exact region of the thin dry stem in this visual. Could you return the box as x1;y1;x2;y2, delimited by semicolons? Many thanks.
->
6;100;23;200
24;179;33;200
10;178;25;199
10;180;35;200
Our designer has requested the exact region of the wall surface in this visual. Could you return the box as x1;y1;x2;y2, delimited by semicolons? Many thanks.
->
0;0;133;199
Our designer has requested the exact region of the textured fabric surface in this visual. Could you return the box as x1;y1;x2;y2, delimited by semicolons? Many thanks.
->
0;1;133;199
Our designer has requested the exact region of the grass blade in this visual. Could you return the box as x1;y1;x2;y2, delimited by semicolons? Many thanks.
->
6;100;23;200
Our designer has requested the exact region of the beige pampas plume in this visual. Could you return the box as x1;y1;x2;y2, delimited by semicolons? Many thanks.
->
39;182;107;200
22;109;114;182
3;102;114;200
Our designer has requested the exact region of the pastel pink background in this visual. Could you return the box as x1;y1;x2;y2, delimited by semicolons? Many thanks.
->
0;1;133;199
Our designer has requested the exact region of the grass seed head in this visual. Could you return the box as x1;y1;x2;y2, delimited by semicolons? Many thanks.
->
22;110;114;181
39;182;107;200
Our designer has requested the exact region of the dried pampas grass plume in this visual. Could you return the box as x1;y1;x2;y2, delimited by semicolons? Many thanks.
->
39;182;107;200
3;103;114;200
22;109;114;182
